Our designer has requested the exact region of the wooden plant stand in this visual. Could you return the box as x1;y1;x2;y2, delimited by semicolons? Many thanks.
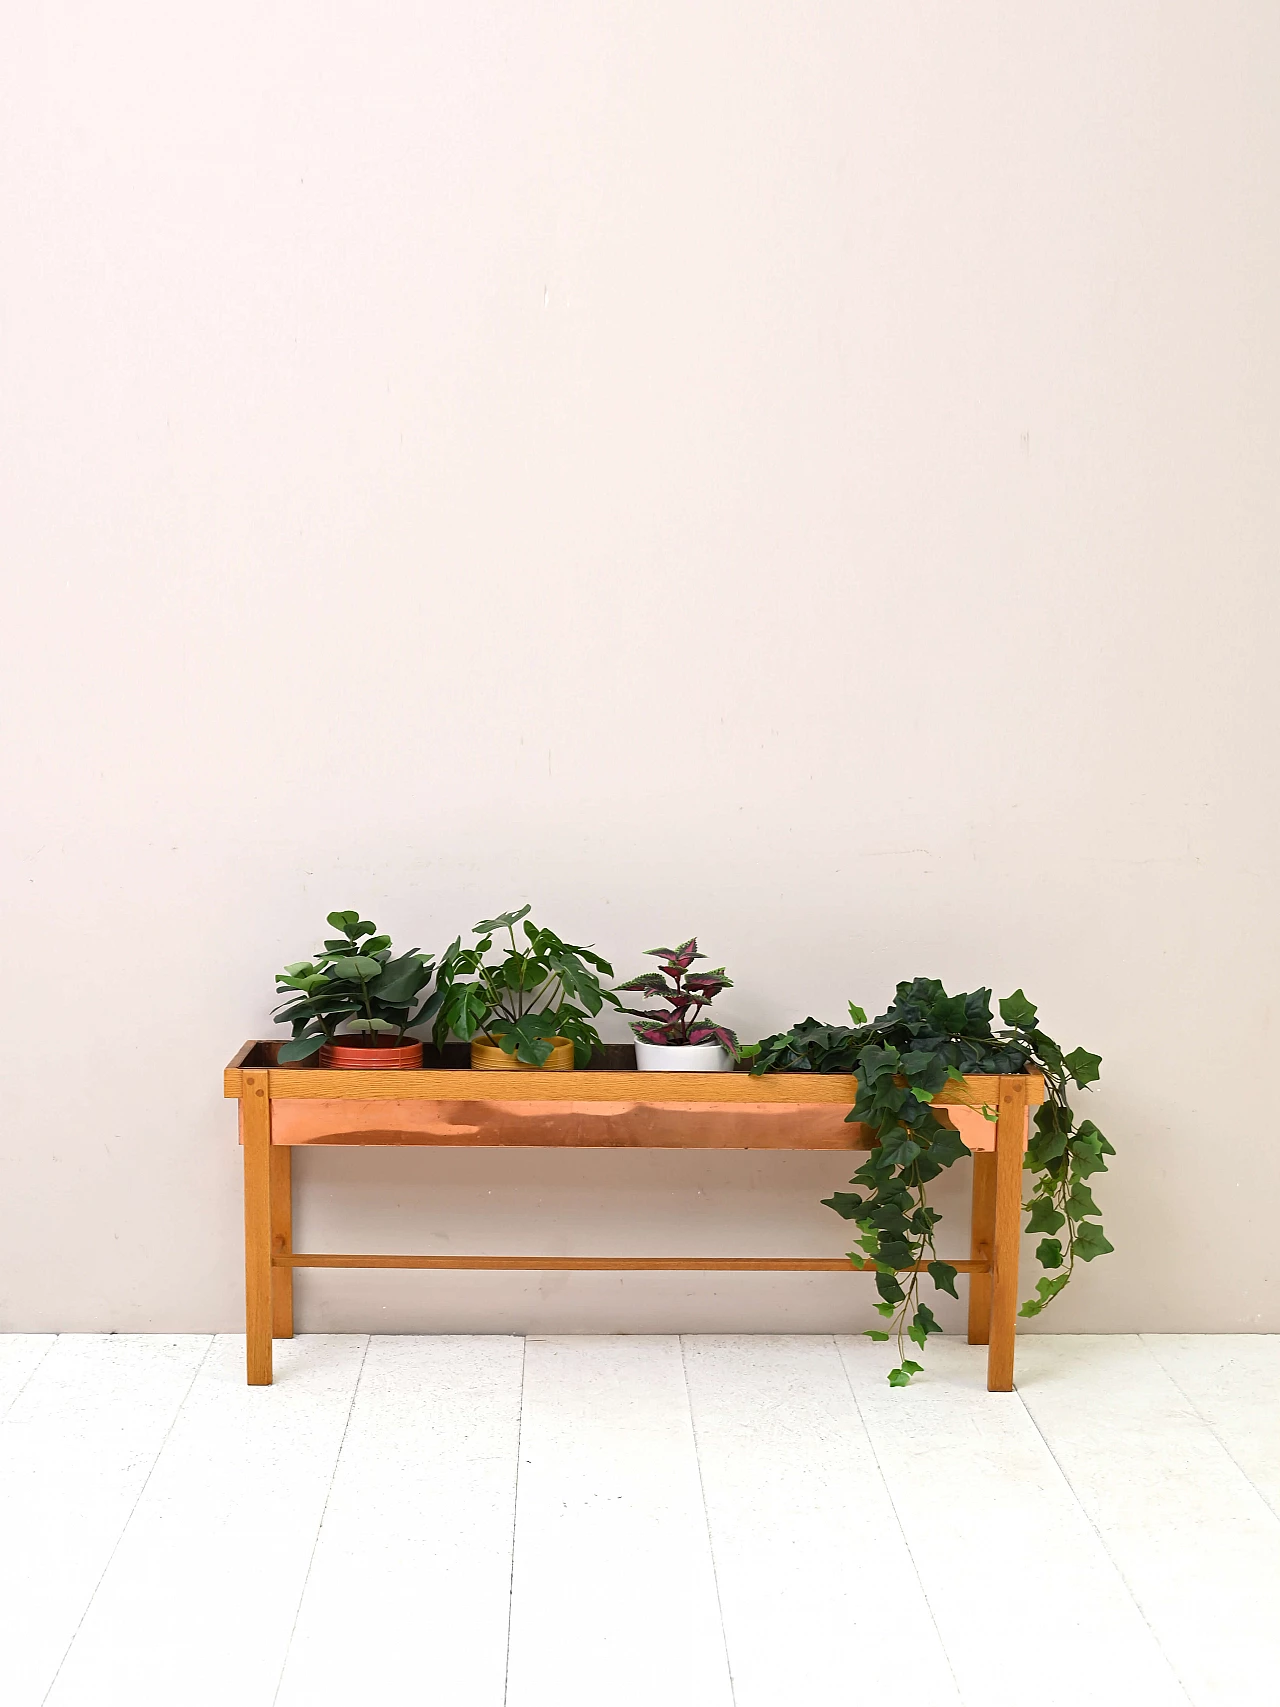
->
224;1043;1044;1391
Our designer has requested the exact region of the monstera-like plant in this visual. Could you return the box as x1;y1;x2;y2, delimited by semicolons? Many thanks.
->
615;937;740;1070
273;911;439;1063
432;905;617;1067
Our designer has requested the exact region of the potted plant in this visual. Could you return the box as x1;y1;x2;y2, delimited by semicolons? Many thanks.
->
745;978;1113;1384
431;905;617;1070
273;910;440;1067
615;937;740;1071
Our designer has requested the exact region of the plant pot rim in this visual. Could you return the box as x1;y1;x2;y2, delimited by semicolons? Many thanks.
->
470;1034;575;1071
319;1036;424;1070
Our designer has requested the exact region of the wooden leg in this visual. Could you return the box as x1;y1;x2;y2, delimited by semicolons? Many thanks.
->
967;1150;996;1344
987;1078;1027;1392
242;1071;273;1385
271;1145;293;1339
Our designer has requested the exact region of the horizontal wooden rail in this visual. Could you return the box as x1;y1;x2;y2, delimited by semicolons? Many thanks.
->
276;1253;990;1273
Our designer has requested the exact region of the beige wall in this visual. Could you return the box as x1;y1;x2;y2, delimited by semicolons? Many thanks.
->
3;4;1277;1334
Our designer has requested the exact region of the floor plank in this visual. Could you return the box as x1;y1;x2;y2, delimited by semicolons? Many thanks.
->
837;1335;1189;1707
1015;1335;1280;1707
683;1334;959;1705
276;1335;525;1707
44;1335;367;1707
1141;1334;1280;1519
504;1335;734;1707
0;1333;57;1415
0;1334;212;1707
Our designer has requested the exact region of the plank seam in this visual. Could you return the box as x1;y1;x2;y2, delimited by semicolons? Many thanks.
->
272;1334;372;1707
1137;1334;1280;1528
501;1336;529;1707
1014;1349;1196;1707
0;1333;58;1422
679;1335;739;1707
38;1335;215;1707
831;1335;965;1705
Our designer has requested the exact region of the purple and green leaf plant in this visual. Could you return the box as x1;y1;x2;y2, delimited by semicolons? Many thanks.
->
615;937;741;1058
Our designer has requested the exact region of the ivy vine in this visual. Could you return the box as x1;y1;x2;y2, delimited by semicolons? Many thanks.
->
745;979;1114;1384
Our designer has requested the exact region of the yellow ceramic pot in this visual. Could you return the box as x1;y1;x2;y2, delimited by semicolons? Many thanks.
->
469;1035;575;1071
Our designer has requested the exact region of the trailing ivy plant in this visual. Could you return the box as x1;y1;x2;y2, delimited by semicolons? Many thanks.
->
432;905;618;1066
274;911;439;1062
744;979;1113;1384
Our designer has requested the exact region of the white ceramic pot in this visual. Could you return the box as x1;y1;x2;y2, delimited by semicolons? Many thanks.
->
633;1039;733;1073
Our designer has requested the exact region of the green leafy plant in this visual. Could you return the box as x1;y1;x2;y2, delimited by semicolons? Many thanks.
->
432;905;618;1067
746;978;1113;1384
273;911;439;1062
614;936;741;1056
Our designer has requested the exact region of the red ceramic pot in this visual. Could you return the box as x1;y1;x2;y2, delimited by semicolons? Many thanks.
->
318;1037;423;1070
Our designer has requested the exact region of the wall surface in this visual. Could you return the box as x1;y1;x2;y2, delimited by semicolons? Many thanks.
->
3;3;1278;1334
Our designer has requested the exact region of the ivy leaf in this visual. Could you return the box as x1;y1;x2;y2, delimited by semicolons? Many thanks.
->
821;1191;865;1220
928;1126;971;1167
999;988;1038;1028
874;1301;895;1319
879;1134;922;1168
914;1303;940;1336
888;1361;924;1385
864;1329;891;1342
1026;1197;1066;1235
1064;1047;1102;1088
1021;1272;1071;1316
1035;1237;1065;1269
1074;1221;1114;1261
875;1271;905;1306
1066;1182;1101;1219
927;1261;959;1299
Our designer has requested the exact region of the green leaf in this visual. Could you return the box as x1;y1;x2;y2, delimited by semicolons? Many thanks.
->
874;1271;905;1306
926;1126;970;1167
900;1360;923;1376
278;1033;324;1062
1026;1197;1066;1235
887;1367;913;1387
848;1002;868;1024
908;1323;928;1349
1021;1272;1071;1316
981;1103;998;1122
927;1261;959;1299
879;1133;922;1168
998;988;1038;1028
874;1301;895;1318
1066;1182;1101;1219
913;1302;940;1336
864;1329;891;1342
1063;1046;1102;1088
329;956;383;981
473;905;531;932
1035;1237;1065;1269
1073;1221;1114;1261
821;1191;865;1220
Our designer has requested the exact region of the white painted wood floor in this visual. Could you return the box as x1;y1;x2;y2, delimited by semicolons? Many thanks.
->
1;1334;1276;1707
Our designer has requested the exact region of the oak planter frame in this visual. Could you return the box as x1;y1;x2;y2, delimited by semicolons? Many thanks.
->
225;1042;1043;1390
